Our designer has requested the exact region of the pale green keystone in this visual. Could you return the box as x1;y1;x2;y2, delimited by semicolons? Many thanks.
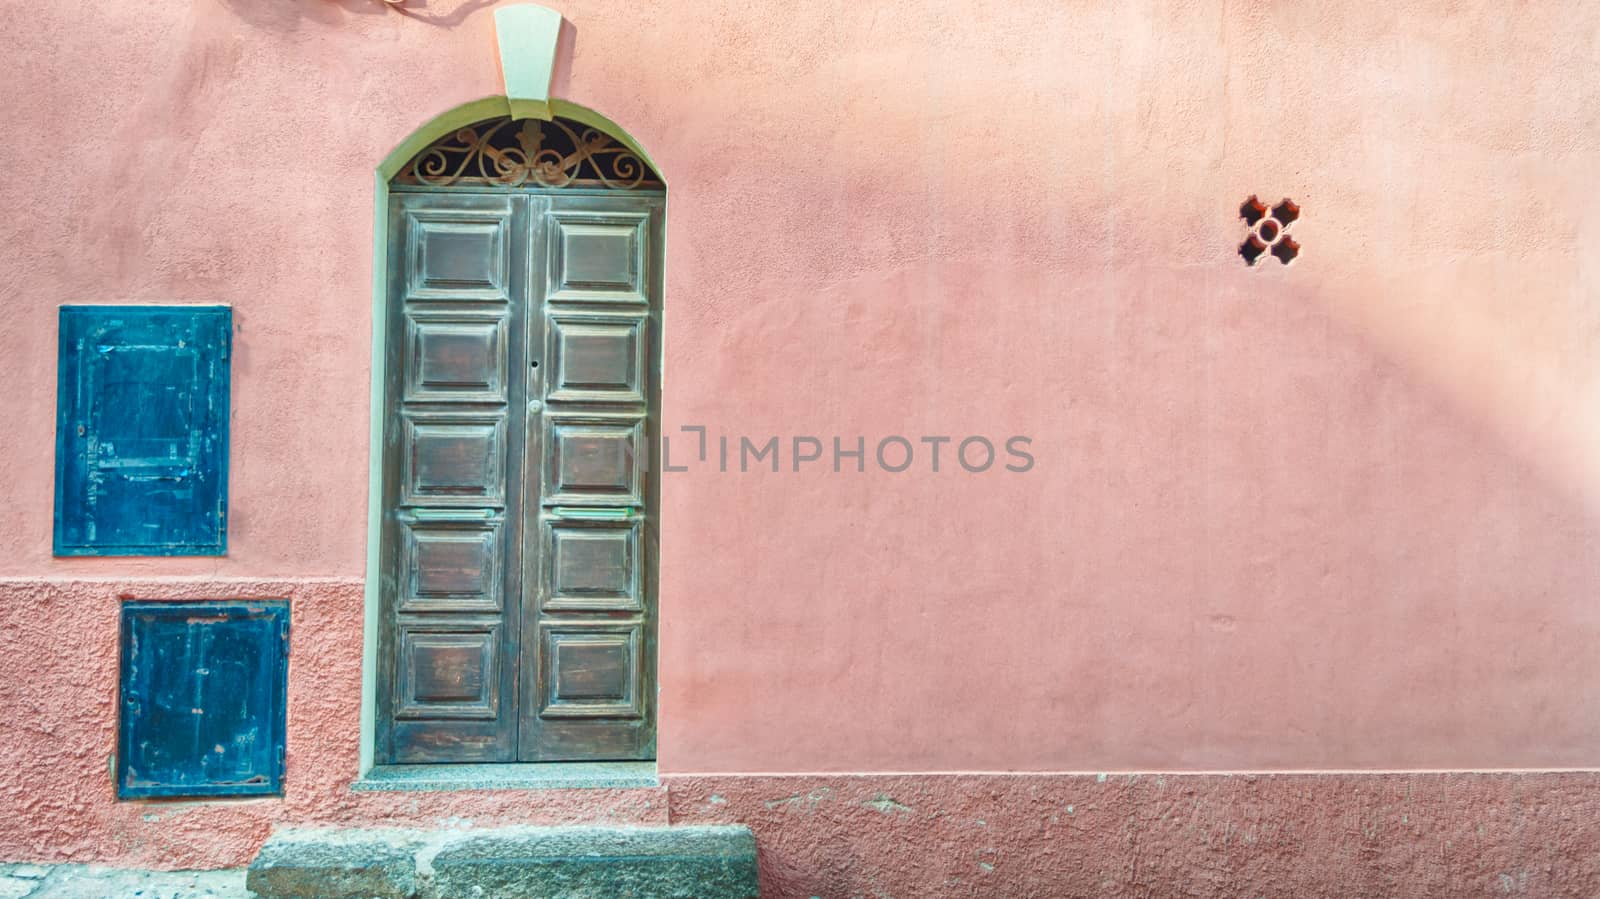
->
495;4;563;121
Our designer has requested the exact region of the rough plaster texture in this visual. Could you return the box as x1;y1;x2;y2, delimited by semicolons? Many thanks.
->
1;0;1600;883
2;574;1600;892
668;773;1600;898
0;580;668;870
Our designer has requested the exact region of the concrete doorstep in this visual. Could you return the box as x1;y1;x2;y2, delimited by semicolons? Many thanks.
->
245;825;759;899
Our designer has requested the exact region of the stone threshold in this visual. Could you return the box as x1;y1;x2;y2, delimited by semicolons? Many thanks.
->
247;824;757;899
352;762;659;792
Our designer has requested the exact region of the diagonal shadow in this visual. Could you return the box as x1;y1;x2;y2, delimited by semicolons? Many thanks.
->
384;0;499;28
213;0;497;31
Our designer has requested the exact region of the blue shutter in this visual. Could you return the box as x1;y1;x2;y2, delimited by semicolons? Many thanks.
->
54;305;230;556
118;601;289;799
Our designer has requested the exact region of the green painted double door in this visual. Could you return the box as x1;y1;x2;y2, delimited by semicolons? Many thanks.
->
377;188;662;763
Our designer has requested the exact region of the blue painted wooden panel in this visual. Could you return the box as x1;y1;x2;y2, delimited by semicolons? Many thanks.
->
118;601;289;799
54;305;231;556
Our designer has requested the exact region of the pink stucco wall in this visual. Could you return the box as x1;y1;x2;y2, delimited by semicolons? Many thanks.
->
1;579;1598;895
3;0;1600;885
0;580;670;868
0;585;1597;896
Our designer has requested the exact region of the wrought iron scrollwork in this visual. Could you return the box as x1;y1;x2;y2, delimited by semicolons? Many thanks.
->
395;117;659;189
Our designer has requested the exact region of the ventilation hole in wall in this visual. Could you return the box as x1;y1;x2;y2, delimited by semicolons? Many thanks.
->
1239;235;1268;266
1239;196;1267;227
1240;196;1300;268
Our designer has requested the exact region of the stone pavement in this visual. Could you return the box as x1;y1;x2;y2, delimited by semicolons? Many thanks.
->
0;863;247;898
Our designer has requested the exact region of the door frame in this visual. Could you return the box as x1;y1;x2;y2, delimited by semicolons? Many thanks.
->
359;96;665;775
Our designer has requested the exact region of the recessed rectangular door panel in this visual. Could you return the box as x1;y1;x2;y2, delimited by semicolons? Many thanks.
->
543;416;645;506
546;211;649;304
546;313;647;404
406;205;512;301
404;311;509;403
540;624;643;717
401;415;507;507
541;519;642;612
400;519;503;613
396;625;501;719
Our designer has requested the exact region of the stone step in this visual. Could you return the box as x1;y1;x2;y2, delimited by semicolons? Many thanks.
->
245;825;758;899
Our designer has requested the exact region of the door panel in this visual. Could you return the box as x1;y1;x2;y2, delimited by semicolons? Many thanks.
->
401;414;508;506
546;211;651;303
395;625;502;719
540;624;644;718
380;193;527;764
542;519;643;612
521;194;662;761
399;520;503;613
407;213;511;300
380;189;660;764
403;311;510;404
546;313;648;404
543;415;647;504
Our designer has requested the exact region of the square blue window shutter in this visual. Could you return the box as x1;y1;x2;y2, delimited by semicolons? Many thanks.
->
118;601;289;799
54;305;230;555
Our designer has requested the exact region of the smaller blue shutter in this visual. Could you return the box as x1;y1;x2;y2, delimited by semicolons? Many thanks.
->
118;601;289;799
54;305;230;556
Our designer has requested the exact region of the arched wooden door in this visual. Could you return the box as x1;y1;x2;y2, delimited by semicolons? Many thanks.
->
375;117;663;763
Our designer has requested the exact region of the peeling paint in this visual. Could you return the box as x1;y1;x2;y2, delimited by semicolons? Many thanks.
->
763;788;832;811
862;795;911;815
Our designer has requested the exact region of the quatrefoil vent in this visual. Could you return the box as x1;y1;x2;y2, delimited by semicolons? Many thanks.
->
1239;196;1299;266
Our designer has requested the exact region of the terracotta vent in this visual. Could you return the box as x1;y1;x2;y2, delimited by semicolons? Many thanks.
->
1239;196;1300;266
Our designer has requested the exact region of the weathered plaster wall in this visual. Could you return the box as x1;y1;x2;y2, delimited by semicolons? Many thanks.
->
0;581;669;869
2;0;1600;875
670;773;1600;898
5;588;1600;899
3;581;1599;895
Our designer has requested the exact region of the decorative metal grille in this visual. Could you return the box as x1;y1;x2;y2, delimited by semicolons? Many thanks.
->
395;116;661;189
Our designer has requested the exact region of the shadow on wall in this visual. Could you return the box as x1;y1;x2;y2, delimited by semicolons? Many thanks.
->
645;69;1600;768
214;0;496;30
